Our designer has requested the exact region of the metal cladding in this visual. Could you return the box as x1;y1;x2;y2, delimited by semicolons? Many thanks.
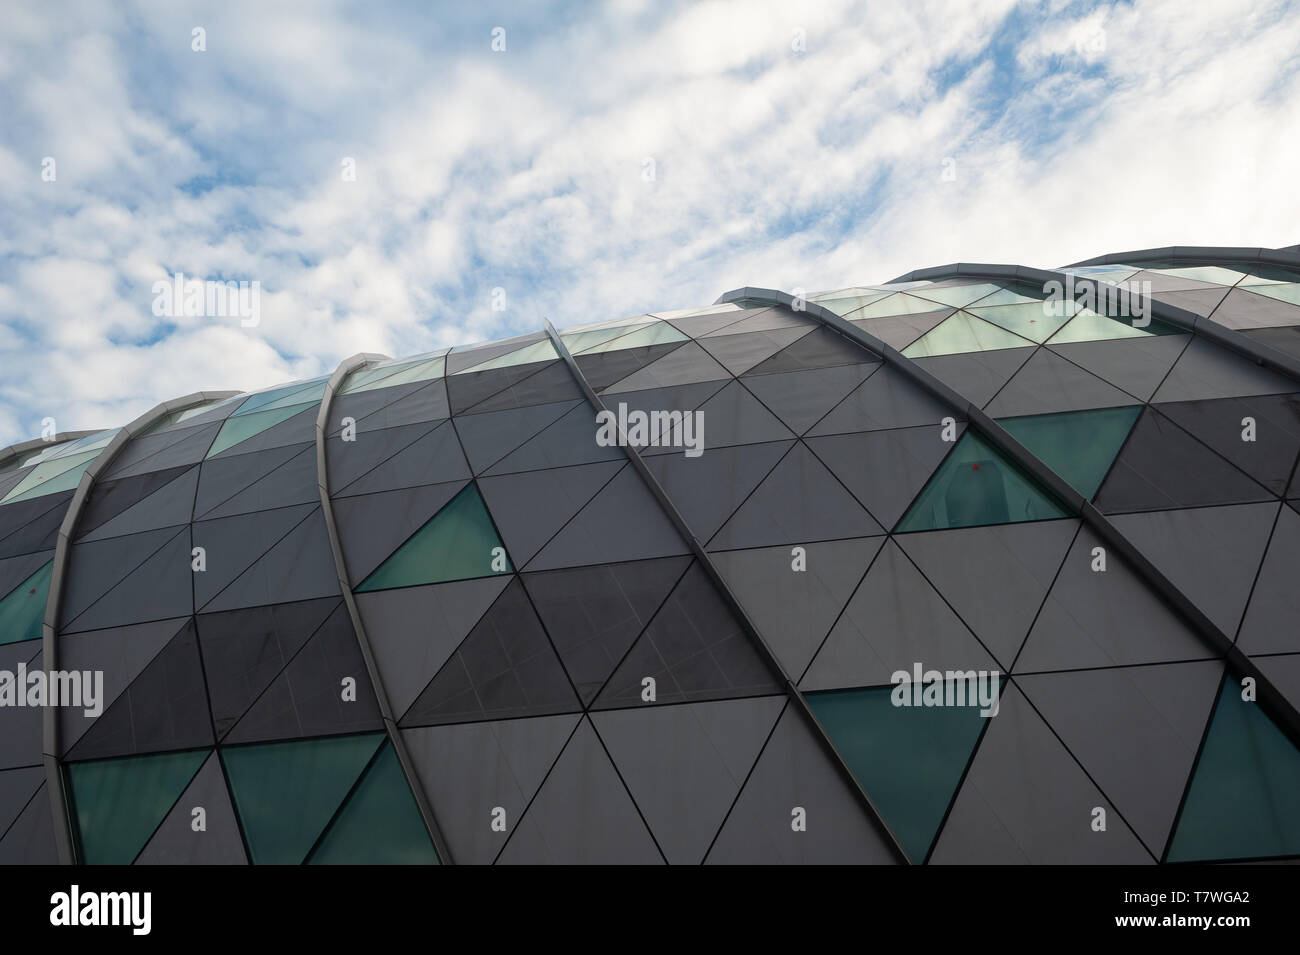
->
2;246;1299;864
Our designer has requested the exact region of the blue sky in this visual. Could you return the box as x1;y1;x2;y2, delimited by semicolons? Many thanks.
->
1;0;1298;443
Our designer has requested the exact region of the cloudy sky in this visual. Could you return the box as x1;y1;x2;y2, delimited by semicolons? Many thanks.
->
1;0;1298;444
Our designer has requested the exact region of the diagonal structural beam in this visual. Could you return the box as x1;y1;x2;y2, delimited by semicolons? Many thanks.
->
43;391;238;865
315;352;455;865
543;319;913;864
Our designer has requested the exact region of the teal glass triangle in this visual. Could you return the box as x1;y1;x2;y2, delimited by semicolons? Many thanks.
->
997;406;1141;499
206;402;315;458
308;742;439;864
894;431;1071;532
1167;681;1300;861
356;483;512;592
808;683;991;862
0;560;52;645
67;748;209;864
222;733;384;865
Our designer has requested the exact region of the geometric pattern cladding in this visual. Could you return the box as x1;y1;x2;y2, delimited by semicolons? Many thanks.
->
2;245;1299;864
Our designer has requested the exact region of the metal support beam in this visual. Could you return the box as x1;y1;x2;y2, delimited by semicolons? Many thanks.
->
315;353;455;865
543;319;913;864
43;391;238;865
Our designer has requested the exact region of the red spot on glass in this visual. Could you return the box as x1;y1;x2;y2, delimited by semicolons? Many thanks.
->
971;464;980;470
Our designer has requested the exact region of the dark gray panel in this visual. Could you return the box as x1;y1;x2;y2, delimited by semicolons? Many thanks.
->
497;718;663;864
78;466;199;541
481;401;629;475
806;364;955;435
744;326;877;375
594;562;780;708
910;346;1035;407
696;327;811;375
643;379;794;453
1255;653;1300;716
645;440;791;542
224;602;383;744
403;714;578;865
67;619;214;760
0;641;43;770
201;506;340;612
76;464;192;540
0;782;57;864
464;360;583;414
191;503;318;610
357;576;512;719
447;333;546;374
197;445;318;520
453;400;582;474
525;466;689;571
400;577;580;727
333;420;470;497
1048;334;1191;402
1241;326;1300;362
1210;287;1300;330
194;442;308;519
477;461;624;566
522;556;692;704
334;481;466;583
603;341;732;394
801;541;997;691
208;405;318;459
705;702;898;864
1015;525;1215;673
700;307;816;338
101;420;221;479
0;767;44;838
708;442;885;549
1110;502;1278;638
1237;505;1300;654
63;527;193;633
1152;337;1298;403
1152;286;1230;317
896;519;1079;668
197;597;342;737
806;423;964;529
58;617;190;754
984;348;1140;417
1018;660;1223;855
853;309;953;350
330;378;449;434
447;360;559;415
712;537;884;680
0;492;71;559
135;751;247;864
574;341;687;391
0;550;52;601
741;363;877;435
929;683;1152;863
593;696;785;863
62;525;188;626
1153;393;1300;497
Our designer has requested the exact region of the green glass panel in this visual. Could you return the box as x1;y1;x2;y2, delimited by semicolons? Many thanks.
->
1242;283;1300;307
249;380;327;413
964;285;1043;308
817;290;894;316
849;292;954;320
222;733;384;865
895;431;1070;532
901;311;1034;358
341;356;446;395
808;684;990;862
997;406;1141;499
457;339;558;373
0;560;52;645
1;449;100;504
67;749;208;864
1045;307;1180;345
1168;681;1300;861
1236;265;1296;286
233;379;326;416
910;283;1003;308
356;483;512;592
308;743;439;865
577;320;687;354
562;322;652;353
205;402;315;458
1063;266;1140;284
1149;265;1248;286
969;300;1078;343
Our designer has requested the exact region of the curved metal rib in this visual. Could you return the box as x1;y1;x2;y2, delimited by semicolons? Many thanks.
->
315;352;454;864
42;391;238;864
